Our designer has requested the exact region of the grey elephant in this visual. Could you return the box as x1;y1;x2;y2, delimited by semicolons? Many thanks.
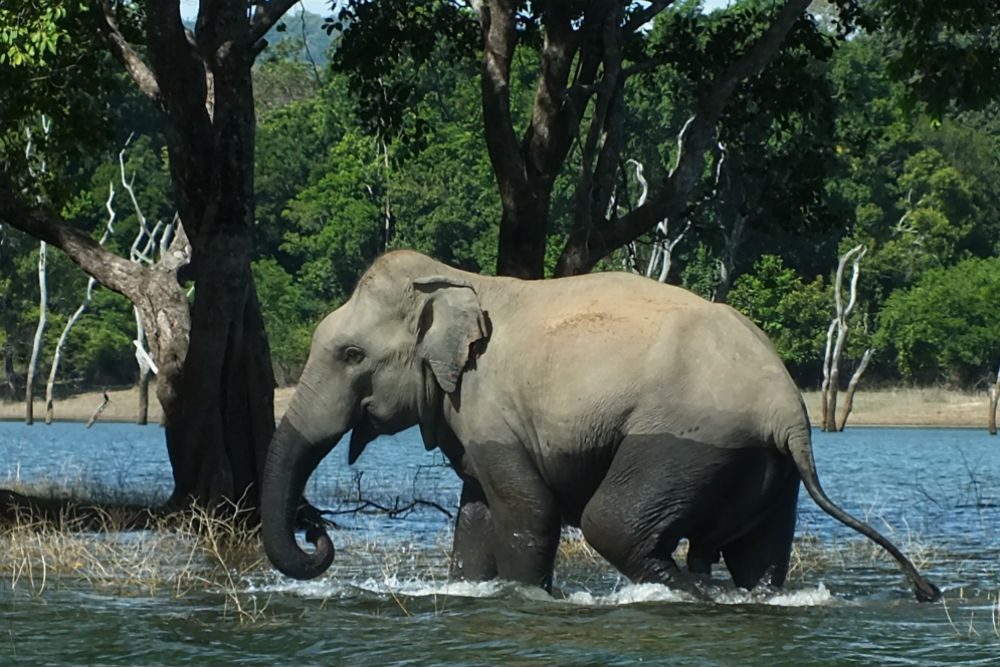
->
261;250;939;602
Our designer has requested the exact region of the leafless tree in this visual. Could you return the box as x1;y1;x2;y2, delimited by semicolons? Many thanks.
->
988;364;1000;436
819;244;873;432
23;118;51;426
44;181;117;424
621;158;691;282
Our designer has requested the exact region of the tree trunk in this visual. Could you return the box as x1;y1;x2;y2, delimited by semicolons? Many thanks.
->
46;277;98;424
25;242;47;425
141;0;280;512
164;248;276;511
989;366;1000;436
137;366;150;426
3;347;15;400
495;184;552;279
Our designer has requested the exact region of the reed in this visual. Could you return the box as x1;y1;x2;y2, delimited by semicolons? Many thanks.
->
0;498;271;623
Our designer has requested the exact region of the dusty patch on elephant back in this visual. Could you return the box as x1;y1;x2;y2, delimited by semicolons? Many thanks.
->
545;311;624;334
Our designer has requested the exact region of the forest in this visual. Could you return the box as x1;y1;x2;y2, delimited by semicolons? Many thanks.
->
2;0;1000;508
2;2;999;400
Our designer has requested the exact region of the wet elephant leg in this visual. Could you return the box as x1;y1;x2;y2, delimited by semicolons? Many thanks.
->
580;482;690;586
721;477;800;590
450;479;498;582
579;437;695;589
467;442;561;591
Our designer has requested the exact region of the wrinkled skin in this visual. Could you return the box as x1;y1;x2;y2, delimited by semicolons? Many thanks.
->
261;251;939;602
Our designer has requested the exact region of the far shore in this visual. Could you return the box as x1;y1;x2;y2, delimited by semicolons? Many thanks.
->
0;385;994;429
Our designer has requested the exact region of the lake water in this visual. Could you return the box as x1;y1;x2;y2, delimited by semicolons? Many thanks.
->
1;422;998;666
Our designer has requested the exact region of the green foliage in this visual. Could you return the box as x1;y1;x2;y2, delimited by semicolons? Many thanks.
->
4;0;1000;392
0;0;126;183
280;131;385;306
875;257;1000;386
729;255;829;381
252;259;316;383
874;0;1000;116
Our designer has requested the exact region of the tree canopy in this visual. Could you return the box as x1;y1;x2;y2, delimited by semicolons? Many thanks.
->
2;1;999;446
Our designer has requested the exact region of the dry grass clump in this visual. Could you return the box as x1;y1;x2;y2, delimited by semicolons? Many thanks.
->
1;499;271;623
788;515;938;578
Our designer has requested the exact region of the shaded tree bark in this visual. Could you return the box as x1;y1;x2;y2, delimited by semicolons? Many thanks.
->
105;0;297;510
0;0;297;515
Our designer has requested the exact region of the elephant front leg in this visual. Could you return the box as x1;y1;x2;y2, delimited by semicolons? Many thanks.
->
450;479;498;582
469;443;562;591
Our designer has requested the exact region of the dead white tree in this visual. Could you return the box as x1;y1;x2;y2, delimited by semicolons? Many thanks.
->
117;139;176;425
25;242;46;426
988;364;1000;436
623;156;692;283
819;244;874;432
710;142;750;304
24;117;51;425
44;183;118;424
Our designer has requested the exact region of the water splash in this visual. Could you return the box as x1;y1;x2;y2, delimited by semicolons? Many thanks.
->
253;575;833;608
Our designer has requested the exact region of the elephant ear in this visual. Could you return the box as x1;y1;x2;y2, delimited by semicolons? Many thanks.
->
413;275;488;394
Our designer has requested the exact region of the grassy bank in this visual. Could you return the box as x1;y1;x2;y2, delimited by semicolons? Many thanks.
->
1;385;993;428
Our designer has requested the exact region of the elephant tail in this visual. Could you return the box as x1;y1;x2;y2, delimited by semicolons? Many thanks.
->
785;426;941;602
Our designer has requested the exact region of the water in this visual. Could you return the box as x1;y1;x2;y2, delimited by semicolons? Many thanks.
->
2;423;999;666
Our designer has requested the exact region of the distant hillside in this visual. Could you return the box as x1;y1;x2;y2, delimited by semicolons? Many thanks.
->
263;10;335;66
182;11;334;66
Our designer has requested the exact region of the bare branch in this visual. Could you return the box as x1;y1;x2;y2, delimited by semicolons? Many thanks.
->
837;348;874;431
92;0;163;108
0;169;146;301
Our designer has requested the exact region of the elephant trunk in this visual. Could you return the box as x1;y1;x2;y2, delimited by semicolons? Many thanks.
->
261;418;336;580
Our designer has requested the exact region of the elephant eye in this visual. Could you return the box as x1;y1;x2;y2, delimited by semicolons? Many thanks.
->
342;346;366;365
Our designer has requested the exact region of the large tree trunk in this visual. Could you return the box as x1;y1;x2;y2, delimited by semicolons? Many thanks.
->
495;184;552;279
139;0;284;513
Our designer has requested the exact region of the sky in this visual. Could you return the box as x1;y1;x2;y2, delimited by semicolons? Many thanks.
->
180;0;334;20
179;1;733;21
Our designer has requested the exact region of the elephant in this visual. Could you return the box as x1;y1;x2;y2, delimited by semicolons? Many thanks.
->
260;249;940;602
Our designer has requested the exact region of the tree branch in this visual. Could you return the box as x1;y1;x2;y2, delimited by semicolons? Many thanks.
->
92;0;163;109
0;169;147;301
556;0;812;274
480;0;528;193
248;0;301;46
622;0;675;36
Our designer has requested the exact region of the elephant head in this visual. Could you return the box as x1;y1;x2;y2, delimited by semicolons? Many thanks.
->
261;254;489;580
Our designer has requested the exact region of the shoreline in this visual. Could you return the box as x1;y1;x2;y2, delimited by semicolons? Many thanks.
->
0;386;994;429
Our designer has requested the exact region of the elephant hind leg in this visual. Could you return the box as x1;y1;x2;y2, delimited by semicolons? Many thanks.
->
721;478;799;591
580;497;687;585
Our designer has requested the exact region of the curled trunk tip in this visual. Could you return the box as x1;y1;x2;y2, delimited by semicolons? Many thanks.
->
261;420;337;579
